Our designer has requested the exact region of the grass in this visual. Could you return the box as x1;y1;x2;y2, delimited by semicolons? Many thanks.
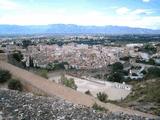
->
119;79;160;115
92;103;108;112
30;68;48;79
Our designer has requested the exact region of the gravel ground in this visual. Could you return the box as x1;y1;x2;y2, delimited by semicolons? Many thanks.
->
0;89;157;120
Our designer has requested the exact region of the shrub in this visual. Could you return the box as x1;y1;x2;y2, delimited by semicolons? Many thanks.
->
85;90;92;96
141;70;147;75
132;73;138;76
0;69;11;83
97;92;108;103
1;45;6;47
144;44;157;54
107;72;124;83
46;62;67;71
120;56;130;61
147;67;160;78
60;75;77;90
92;103;107;112
8;79;23;91
12;51;23;62
22;40;32;48
0;50;4;53
112;62;123;72
121;70;129;76
148;58;155;65
37;69;48;78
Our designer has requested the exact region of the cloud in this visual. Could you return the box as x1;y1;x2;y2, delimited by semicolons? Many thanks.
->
142;0;150;2
116;7;130;15
131;9;153;16
0;0;22;10
0;2;159;29
1;8;159;29
116;7;153;16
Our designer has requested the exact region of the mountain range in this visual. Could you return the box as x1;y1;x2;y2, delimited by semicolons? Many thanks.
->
0;24;159;35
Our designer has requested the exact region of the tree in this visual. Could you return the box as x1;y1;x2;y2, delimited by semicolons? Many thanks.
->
12;51;23;62
29;56;34;67
112;62;123;72
0;69;11;83
147;67;160;78
8;51;25;68
144;44;157;54
120;56;130;61
46;62;67;71
0;50;4;53
46;63;54;71
148;58;155;65
8;79;23;91
97;92;108;103
22;40;32;48
108;72;124;83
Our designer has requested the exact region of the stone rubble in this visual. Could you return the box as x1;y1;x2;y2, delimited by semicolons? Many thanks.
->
0;89;158;120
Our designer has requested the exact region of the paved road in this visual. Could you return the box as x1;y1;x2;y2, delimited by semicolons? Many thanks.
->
0;61;159;119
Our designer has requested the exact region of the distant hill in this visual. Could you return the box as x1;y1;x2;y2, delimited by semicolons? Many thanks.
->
0;24;159;34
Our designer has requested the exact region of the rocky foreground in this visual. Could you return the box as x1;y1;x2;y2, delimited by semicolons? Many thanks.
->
0;89;158;120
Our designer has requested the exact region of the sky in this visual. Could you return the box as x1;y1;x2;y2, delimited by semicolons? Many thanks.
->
0;0;160;29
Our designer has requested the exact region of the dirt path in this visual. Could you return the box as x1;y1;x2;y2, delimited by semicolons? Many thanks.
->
0;61;159;119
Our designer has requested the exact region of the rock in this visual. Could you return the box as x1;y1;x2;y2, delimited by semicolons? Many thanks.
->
0;89;158;120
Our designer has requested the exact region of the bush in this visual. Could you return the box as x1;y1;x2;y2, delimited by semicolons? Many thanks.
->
144;44;157;54
107;72;124;83
92;103;107;112
141;70;147;75
146;67;160;78
46;62;68;71
0;69;11;83
112;62;123;72
12;51;23;62
8;51;25;68
85;90;92;96
97;92;108;103
22;40;32;48
121;70;129;76
120;56;130;61
148;58;155;65
0;50;4;53
60;75;77;90
37;69;48;78
132;73;138;76
8;79;23;91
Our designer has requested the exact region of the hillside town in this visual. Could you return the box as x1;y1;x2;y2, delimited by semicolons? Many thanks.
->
1;0;160;119
0;35;160;118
